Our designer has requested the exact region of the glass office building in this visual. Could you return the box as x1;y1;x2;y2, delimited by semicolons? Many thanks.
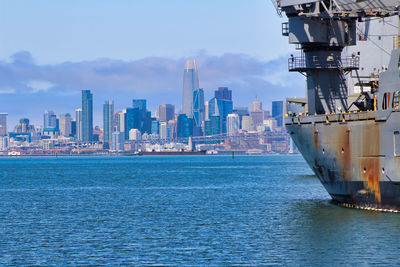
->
82;90;93;142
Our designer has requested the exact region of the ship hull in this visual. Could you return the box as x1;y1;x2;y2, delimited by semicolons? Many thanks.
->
322;181;400;209
286;110;400;210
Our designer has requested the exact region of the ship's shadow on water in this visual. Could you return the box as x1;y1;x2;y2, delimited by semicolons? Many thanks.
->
293;174;318;179
287;198;398;220
275;198;400;265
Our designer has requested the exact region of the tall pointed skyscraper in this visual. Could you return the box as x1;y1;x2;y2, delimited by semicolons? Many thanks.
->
182;59;199;117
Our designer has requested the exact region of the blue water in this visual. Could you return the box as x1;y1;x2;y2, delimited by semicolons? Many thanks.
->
0;155;399;265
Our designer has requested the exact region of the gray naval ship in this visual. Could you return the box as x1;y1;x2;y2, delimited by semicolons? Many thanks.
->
274;0;400;210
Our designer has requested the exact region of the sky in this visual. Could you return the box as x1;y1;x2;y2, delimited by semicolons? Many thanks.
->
0;0;304;127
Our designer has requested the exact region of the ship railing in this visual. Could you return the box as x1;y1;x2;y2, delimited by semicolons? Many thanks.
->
288;56;360;72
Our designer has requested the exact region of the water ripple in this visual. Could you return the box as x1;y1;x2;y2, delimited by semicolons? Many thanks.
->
0;155;398;265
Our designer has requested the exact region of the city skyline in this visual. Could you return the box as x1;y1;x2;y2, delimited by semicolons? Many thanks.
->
0;90;284;131
0;59;289;155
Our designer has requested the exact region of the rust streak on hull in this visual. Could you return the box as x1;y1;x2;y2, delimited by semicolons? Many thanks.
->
286;112;386;208
361;158;381;203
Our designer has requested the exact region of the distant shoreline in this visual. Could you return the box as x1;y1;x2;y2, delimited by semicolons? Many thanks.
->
0;152;298;158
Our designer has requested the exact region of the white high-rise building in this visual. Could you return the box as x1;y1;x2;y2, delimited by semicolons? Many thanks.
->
115;110;126;133
241;116;254;132
159;122;171;140
227;114;240;136
251;98;262;112
112;132;125;152
0;136;8;151
204;101;209;120
59;113;72;137
182;59;199;117
129;129;142;141
264;119;278;131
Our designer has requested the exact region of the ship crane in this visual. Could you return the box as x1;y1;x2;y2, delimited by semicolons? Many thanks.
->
275;0;400;114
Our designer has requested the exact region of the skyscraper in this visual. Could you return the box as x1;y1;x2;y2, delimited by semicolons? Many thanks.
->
177;114;193;138
159;122;171;140
168;120;177;139
71;119;77;136
82;90;93;142
131;99;151;134
233;107;249;129
115;111;126;133
210;115;221;136
132;99;146;110
112;132;125;152
43;110;57;131
250;111;264;127
124;108;140;140
227;113;240;136
193;88;205;127
0;136;8;151
151;120;160;135
272;101;284;127
211;87;233;133
251;98;262;112
241;116;254;132
204;101;209;120
14;118;34;133
208;98;222;134
158;104;175;122
250;98;264;127
182;59;199;117
59;113;72;137
215;87;232;101
103;100;114;146
75;108;82;141
0;113;7;136
204;115;222;137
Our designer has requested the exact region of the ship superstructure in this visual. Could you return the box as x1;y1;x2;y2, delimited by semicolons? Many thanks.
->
275;0;400;209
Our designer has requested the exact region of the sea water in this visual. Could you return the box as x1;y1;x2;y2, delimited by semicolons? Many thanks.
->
0;155;398;265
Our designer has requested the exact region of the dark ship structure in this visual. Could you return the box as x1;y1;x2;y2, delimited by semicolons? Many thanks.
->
274;0;400;210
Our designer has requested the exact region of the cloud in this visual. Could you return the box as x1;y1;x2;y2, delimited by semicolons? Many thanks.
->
0;51;304;126
26;80;55;93
0;88;16;94
9;51;35;65
1;51;302;98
